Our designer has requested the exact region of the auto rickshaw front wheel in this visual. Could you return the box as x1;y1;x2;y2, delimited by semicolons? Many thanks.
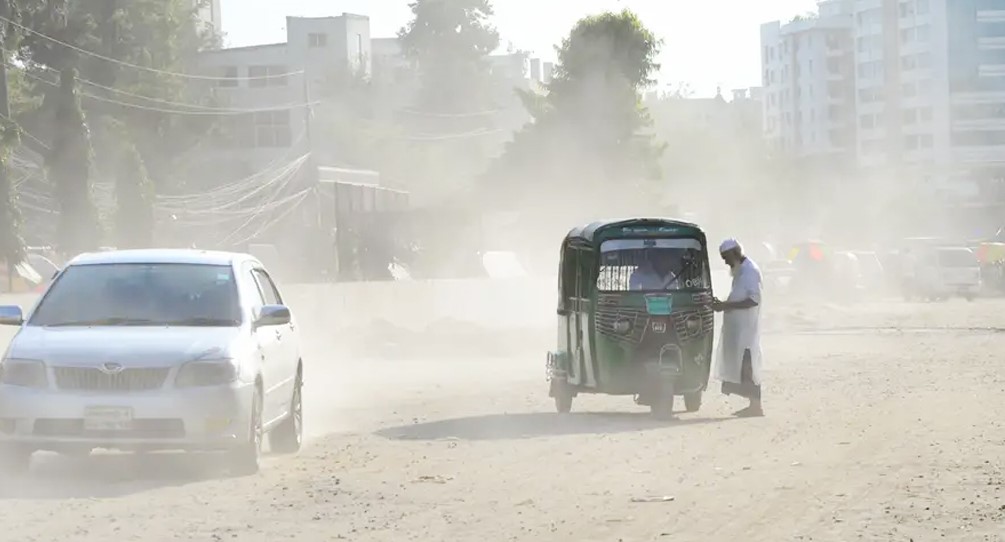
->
551;380;574;414
650;382;676;420
684;391;703;412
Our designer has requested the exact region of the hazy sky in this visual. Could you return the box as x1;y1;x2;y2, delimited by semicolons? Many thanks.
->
220;0;818;97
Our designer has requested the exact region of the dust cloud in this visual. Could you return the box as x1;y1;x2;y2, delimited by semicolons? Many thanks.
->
3;5;1005;542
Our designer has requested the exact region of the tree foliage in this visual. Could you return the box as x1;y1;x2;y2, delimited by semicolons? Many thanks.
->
0;116;23;278
398;0;500;114
47;67;99;255
489;10;664;203
0;0;218;253
18;0;218;185
113;135;154;248
0;2;30;276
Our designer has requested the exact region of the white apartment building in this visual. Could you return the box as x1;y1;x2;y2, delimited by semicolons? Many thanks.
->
194;14;372;172
765;0;1005;198
851;0;946;176
760;0;856;163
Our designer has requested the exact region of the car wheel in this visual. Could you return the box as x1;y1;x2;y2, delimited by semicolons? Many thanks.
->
270;369;303;454
229;386;263;476
0;444;32;477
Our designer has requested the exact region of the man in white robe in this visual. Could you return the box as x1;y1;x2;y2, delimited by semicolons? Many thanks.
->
712;239;764;417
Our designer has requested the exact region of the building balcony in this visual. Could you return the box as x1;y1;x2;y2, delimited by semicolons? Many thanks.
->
978;37;1005;50
976;10;1005;23
979;64;1005;78
952;118;1005;131
953;146;1005;164
951;91;1005;105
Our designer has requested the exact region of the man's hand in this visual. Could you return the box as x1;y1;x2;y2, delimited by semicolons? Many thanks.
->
711;299;726;312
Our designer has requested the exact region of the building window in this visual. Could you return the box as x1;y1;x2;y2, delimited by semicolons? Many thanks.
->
219;66;238;88
357;34;364;68
216;111;292;149
248;65;289;88
309;33;328;48
253;111;292;147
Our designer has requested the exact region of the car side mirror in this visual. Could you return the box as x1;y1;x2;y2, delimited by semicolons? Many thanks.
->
557;308;571;317
254;304;291;328
0;305;24;326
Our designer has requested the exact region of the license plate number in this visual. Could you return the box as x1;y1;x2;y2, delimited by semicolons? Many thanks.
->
83;406;133;431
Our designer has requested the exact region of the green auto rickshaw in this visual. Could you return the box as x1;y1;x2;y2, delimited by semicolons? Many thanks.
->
546;218;715;419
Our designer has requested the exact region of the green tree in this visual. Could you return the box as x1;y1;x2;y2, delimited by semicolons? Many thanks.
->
0;1;33;287
398;0;499;114
46;67;99;255
0;116;23;289
18;0;218;186
113;136;154;248
489;10;664;207
395;0;505;195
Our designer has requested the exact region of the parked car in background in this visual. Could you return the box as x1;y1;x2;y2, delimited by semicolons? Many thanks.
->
850;251;887;295
909;246;982;301
0;249;304;475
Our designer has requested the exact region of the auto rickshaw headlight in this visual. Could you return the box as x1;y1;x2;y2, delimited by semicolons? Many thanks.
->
685;316;702;335
613;319;631;334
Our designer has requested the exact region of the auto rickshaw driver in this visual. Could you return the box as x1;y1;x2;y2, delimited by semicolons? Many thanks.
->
630;248;682;290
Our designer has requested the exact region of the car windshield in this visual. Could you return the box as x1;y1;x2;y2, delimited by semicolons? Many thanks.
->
28;263;242;327
937;248;977;268
596;239;709;291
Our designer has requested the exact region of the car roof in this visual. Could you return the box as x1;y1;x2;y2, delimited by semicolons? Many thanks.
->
66;249;257;267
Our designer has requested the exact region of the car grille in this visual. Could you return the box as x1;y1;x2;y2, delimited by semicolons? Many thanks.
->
53;367;170;392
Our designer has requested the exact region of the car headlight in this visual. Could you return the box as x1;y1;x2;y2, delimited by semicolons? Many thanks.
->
176;359;239;388
0;359;48;388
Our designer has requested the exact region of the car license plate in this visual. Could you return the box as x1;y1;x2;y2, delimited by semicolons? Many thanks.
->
83;406;134;431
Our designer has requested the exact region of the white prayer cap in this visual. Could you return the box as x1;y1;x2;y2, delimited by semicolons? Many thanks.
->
719;238;742;254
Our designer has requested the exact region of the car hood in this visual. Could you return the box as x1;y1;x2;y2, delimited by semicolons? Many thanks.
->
5;326;246;367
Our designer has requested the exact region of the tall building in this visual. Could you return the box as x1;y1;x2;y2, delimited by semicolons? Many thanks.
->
760;0;856;165
766;0;1005;197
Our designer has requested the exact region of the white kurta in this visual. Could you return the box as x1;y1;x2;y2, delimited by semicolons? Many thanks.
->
714;257;764;385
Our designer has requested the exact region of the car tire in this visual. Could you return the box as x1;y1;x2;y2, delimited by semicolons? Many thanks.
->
270;369;303;454
229;386;263;476
0;444;32;477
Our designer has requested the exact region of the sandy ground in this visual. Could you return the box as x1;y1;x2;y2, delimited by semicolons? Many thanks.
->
3;297;1005;541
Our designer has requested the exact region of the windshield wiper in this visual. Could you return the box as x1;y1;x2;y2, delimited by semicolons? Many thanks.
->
163;317;239;327
45;317;159;327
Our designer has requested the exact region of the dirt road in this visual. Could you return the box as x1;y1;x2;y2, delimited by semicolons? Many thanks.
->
3;299;1005;541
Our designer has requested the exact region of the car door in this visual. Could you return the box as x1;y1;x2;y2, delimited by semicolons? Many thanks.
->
250;267;297;421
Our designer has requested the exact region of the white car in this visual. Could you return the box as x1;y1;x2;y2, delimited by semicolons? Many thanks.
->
0;249;304;475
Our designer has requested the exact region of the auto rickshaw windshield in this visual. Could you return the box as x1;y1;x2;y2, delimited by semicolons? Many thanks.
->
596;238;709;292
